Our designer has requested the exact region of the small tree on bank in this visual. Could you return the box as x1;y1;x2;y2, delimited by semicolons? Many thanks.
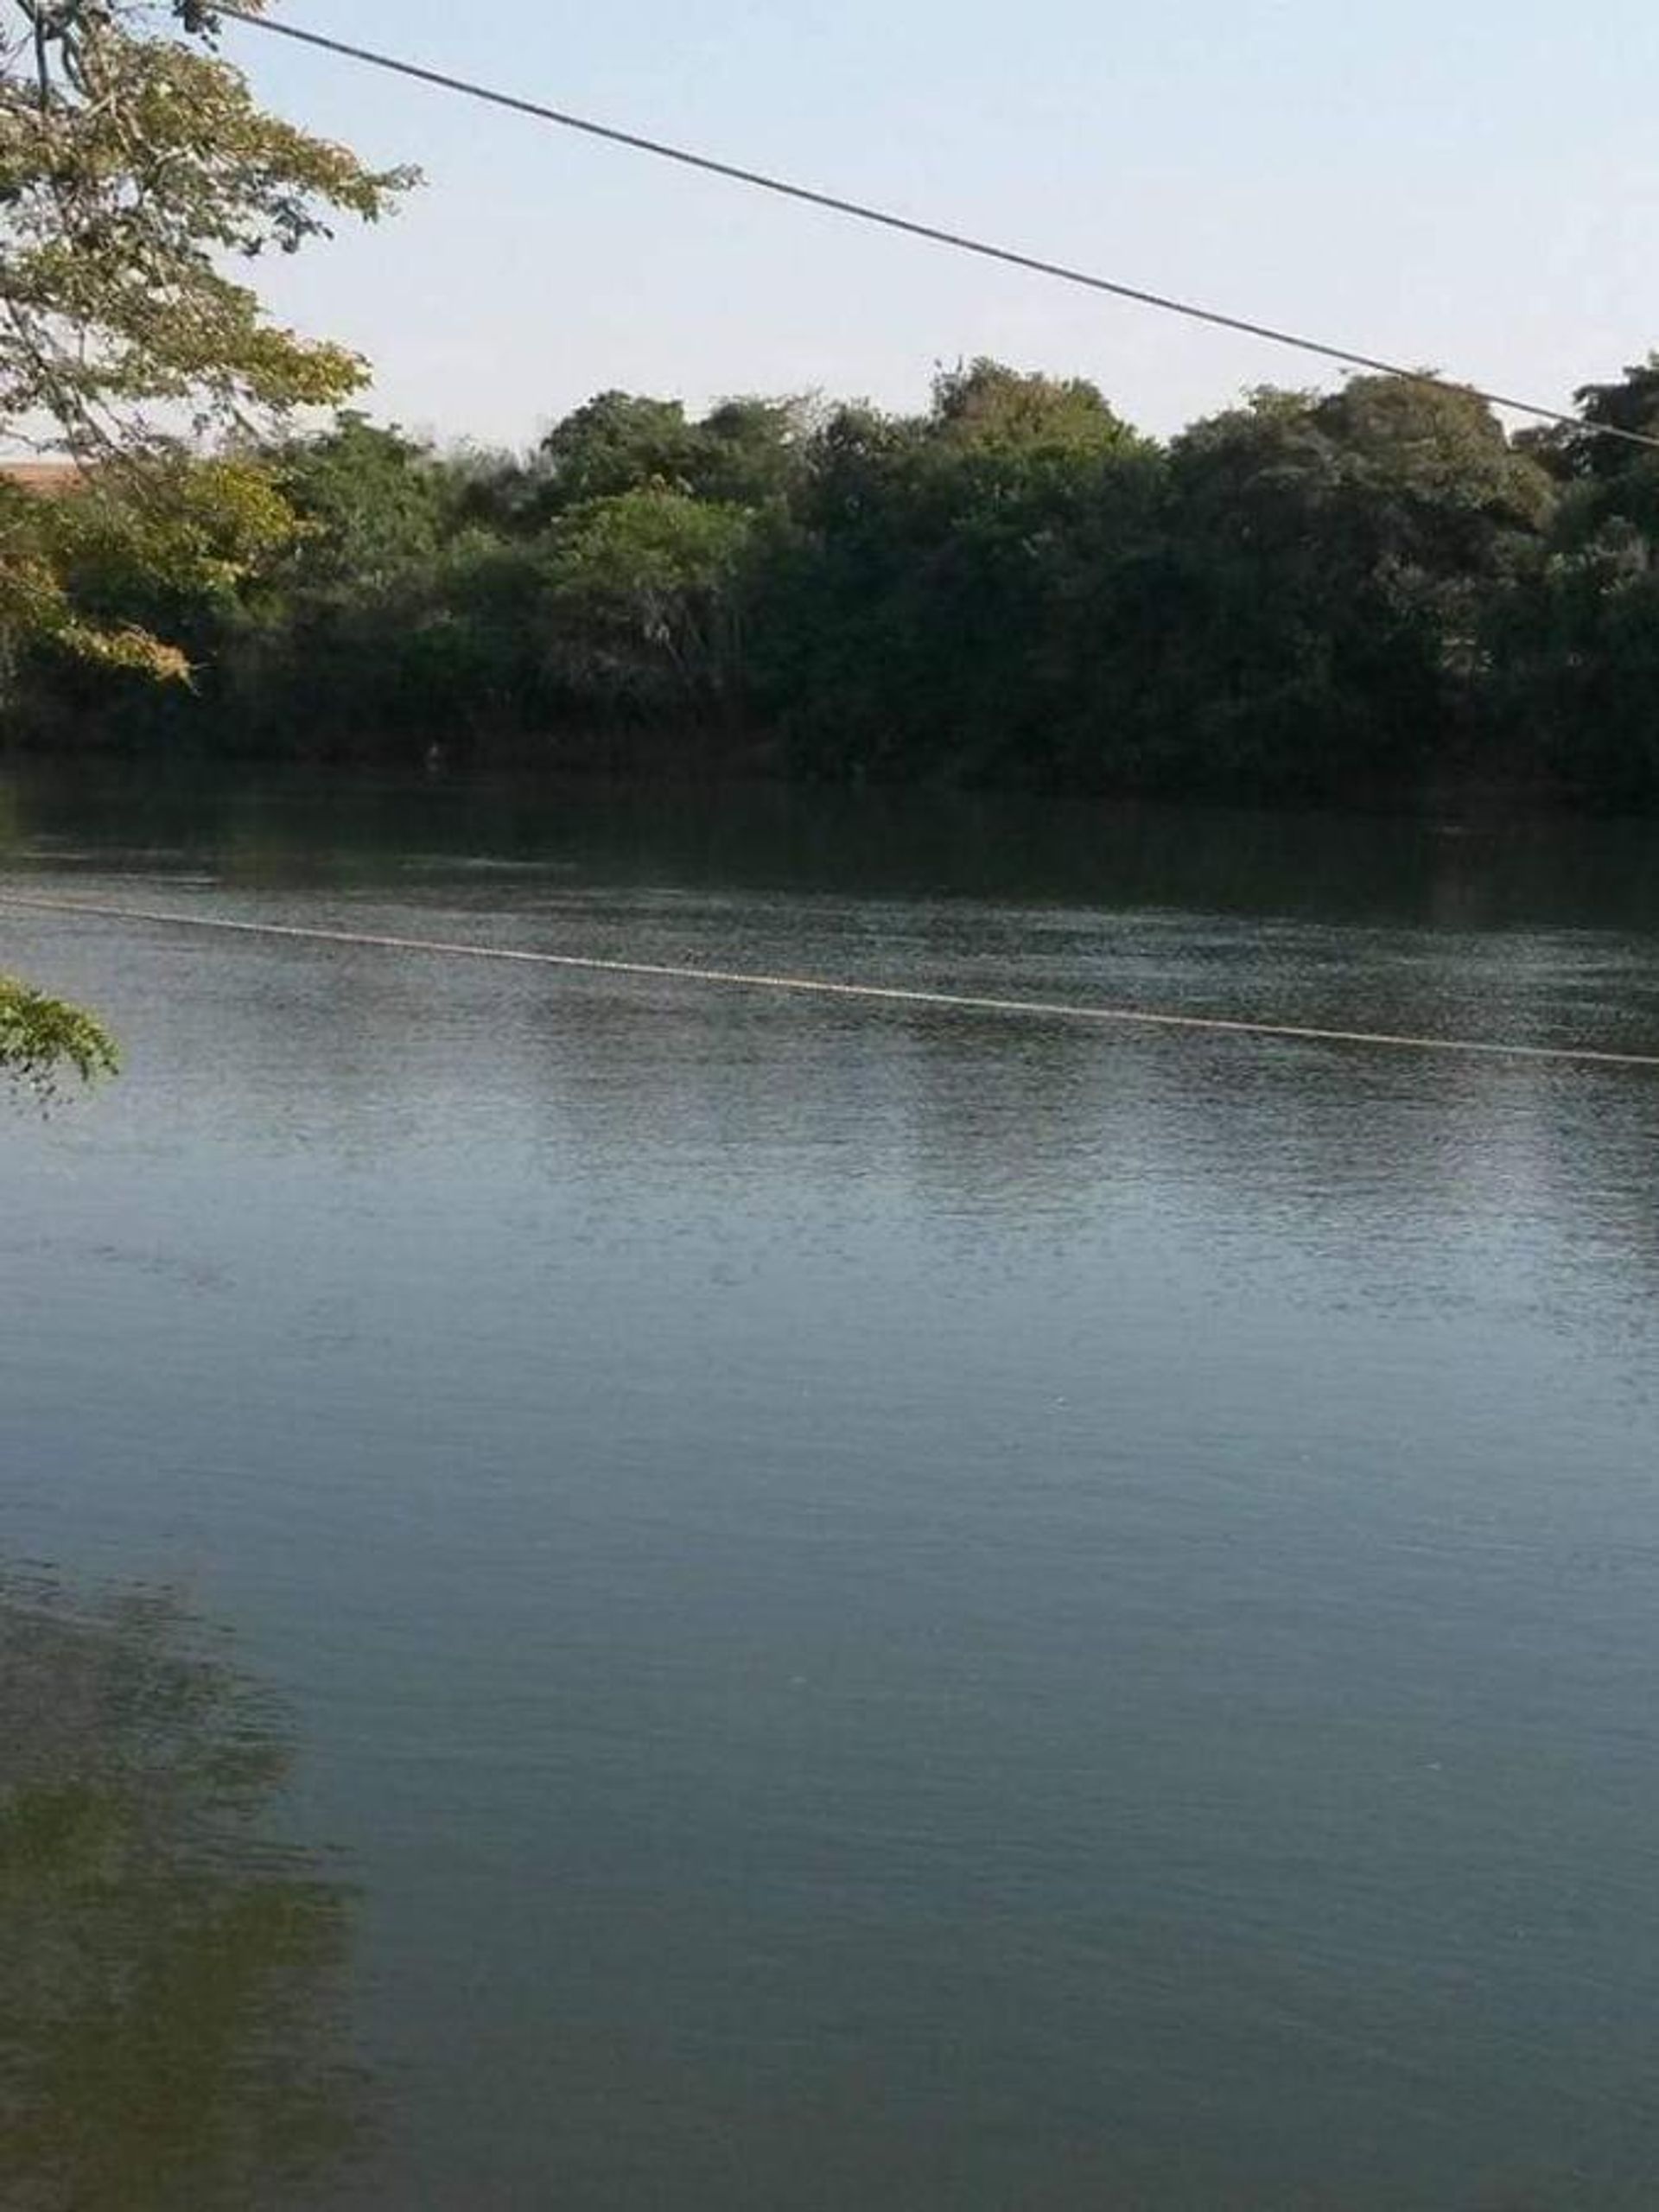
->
0;972;118;1102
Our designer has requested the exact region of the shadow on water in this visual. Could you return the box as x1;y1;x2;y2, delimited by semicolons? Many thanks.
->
0;1567;367;2212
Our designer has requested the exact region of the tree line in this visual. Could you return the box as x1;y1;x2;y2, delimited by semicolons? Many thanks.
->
9;354;1659;808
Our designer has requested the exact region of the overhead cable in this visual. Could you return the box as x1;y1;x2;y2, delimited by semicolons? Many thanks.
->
211;6;1659;454
6;893;1659;1070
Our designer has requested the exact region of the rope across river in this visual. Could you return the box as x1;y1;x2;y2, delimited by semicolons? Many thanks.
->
4;890;1659;1072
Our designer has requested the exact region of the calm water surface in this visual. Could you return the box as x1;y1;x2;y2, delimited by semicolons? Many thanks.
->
3;772;1659;2210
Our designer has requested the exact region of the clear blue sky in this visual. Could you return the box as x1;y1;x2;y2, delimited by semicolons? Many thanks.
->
238;0;1659;451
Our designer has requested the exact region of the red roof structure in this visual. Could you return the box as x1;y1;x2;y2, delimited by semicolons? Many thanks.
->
0;460;86;497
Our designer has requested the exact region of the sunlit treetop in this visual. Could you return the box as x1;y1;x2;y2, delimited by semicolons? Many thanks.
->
0;1;416;458
0;0;417;674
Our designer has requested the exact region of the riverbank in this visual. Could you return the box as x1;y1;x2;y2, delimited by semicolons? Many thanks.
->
11;361;1659;816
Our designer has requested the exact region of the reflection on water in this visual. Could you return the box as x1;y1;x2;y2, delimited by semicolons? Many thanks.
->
0;1570;365;2211
9;760;1659;931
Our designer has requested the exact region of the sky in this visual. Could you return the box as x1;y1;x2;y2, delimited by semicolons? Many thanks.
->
231;0;1659;454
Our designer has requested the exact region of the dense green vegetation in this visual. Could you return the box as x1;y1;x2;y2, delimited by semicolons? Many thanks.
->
10;355;1659;808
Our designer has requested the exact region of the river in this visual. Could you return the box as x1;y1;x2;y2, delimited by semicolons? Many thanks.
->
3;770;1659;2209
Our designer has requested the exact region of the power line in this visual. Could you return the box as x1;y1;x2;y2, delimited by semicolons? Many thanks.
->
6;892;1658;1070
213;5;1659;454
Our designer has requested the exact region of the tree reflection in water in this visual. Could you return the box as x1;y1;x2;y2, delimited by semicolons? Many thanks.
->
0;1570;365;2210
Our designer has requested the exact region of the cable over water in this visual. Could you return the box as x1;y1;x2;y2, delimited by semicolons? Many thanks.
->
5;891;1659;1071
212;6;1659;454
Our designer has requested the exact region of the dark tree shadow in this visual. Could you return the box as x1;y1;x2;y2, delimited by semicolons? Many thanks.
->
0;1568;368;2211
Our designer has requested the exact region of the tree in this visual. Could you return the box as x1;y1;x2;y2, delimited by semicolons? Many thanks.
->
0;0;413;1091
928;358;1137;457
529;390;813;520
685;394;813;509
533;391;696;512
1484;363;1659;803
757;365;1161;783
1158;379;1554;797
1542;357;1659;485
0;0;413;675
542;486;758;716
268;415;451;590
0;3;410;461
